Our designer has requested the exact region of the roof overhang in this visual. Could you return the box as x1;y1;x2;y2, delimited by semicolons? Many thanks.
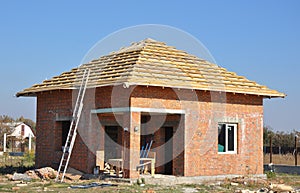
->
16;83;286;99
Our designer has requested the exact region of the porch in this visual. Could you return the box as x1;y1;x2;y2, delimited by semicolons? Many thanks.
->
91;107;185;178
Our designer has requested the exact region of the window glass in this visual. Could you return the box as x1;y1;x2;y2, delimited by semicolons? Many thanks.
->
218;123;237;153
218;124;226;152
227;125;235;151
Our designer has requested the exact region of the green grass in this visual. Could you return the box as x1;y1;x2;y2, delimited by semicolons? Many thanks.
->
266;171;276;179
0;156;299;193
0;175;297;193
0;152;35;174
0;179;291;193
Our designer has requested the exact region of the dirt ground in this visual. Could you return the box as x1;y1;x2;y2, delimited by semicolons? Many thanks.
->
0;173;300;193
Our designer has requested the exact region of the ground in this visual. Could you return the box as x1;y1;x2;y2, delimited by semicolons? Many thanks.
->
1;155;300;192
0;173;299;193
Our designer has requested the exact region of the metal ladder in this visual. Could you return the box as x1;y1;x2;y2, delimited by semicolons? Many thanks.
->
55;68;90;182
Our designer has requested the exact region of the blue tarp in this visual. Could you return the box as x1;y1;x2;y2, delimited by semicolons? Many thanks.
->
70;183;117;189
9;152;24;156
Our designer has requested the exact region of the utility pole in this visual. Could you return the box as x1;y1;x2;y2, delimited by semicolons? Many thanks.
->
295;135;298;166
270;135;272;163
28;133;32;151
3;133;6;153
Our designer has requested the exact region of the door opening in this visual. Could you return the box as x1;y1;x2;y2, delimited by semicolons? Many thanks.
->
164;127;173;175
104;126;122;161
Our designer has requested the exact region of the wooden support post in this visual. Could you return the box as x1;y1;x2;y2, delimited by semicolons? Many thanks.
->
11;138;13;152
295;136;298;166
29;134;32;151
3;133;6;153
270;135;272;163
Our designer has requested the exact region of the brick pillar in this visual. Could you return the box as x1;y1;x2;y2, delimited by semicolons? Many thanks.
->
153;127;165;174
123;111;141;179
87;113;105;172
173;114;185;176
96;122;105;171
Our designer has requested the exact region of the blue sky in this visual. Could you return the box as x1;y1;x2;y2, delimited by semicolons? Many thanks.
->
0;1;299;132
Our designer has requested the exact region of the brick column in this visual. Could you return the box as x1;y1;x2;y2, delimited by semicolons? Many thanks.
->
173;114;185;176
123;111;141;179
86;113;105;172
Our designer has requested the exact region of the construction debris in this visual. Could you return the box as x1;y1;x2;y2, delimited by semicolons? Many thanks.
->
231;177;299;193
25;169;40;180
37;167;57;180
8;167;57;181
64;173;82;181
12;173;31;181
11;187;20;191
80;174;100;180
269;183;294;192
16;183;28;187
142;189;156;193
7;167;90;182
231;182;239;186
182;187;198;193
70;182;117;189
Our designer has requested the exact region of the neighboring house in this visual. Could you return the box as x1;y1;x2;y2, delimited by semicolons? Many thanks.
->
7;122;35;139
2;122;35;151
17;39;285;178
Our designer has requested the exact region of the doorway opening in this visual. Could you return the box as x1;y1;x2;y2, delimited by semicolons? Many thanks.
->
163;127;173;175
104;126;122;161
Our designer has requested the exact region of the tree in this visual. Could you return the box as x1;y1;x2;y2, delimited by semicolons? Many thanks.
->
0;115;14;123
263;126;274;146
272;131;294;147
264;125;297;148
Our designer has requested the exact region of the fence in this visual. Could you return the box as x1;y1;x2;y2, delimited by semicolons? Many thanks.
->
263;146;299;166
263;135;299;166
263;146;300;155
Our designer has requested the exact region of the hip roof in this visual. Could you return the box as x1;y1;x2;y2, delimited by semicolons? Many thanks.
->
16;38;285;98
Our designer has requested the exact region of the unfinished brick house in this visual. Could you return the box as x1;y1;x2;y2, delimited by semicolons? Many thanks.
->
17;39;285;178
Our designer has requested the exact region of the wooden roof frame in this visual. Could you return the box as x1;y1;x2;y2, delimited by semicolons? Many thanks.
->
16;38;286;98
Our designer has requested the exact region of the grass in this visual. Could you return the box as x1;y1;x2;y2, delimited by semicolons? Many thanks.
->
266;171;276;179
0;174;298;193
0;182;182;193
0;153;299;192
0;152;35;174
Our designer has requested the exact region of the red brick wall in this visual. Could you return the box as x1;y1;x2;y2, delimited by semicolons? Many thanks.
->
36;90;93;173
130;86;264;176
35;85;264;177
36;90;73;169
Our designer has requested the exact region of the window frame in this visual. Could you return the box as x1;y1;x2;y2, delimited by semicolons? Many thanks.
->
218;123;238;154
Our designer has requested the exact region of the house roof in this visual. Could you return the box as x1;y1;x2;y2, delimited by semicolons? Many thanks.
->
1;122;35;138
16;38;285;98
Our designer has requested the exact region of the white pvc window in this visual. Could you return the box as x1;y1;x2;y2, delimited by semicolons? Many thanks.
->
218;123;237;154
